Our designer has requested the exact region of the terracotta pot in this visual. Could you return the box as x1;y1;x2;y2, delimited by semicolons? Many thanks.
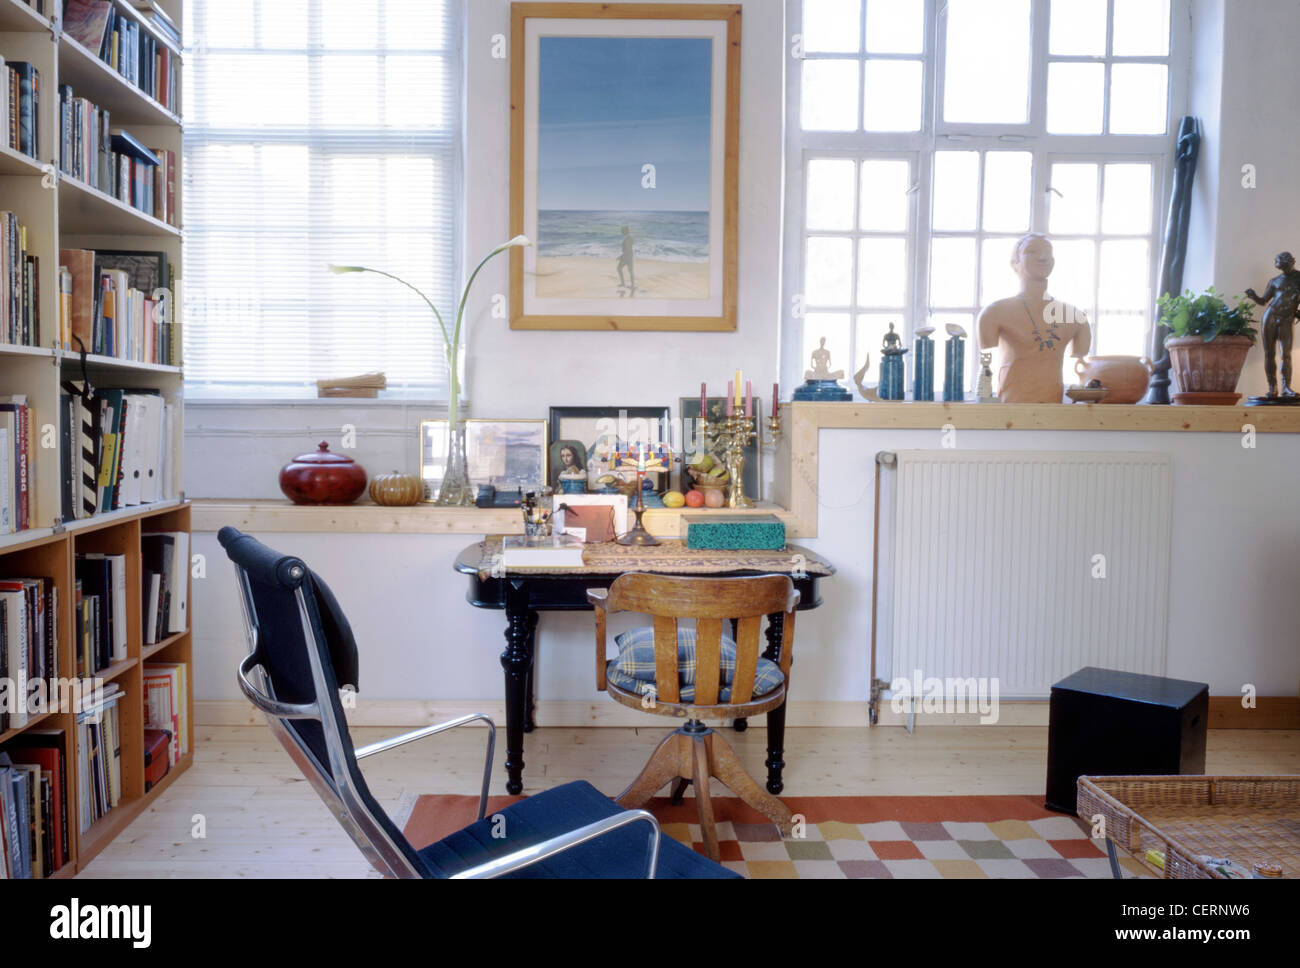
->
279;441;368;505
1166;334;1253;397
1074;356;1155;405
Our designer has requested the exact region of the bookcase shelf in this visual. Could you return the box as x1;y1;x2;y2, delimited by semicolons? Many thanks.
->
0;0;48;33
0;0;188;879
58;173;182;237
57;32;181;127
0;141;46;176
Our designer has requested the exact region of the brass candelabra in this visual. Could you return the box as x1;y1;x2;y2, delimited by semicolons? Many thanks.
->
696;412;783;510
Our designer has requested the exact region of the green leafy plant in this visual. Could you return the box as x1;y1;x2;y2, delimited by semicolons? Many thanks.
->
1159;287;1258;344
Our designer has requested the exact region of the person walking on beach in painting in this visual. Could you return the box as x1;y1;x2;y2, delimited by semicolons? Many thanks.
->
617;225;636;296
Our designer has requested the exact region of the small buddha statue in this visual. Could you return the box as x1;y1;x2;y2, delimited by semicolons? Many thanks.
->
805;337;845;381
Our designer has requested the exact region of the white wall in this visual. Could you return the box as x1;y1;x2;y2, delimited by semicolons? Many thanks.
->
187;0;1300;708
1185;0;1300;396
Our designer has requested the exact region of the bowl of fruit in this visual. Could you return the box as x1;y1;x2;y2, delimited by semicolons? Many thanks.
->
686;453;729;506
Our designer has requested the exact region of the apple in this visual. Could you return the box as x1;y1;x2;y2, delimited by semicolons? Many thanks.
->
704;488;726;508
684;490;706;508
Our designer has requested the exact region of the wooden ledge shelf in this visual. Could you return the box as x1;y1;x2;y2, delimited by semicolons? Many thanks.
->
192;499;797;538
787;401;1300;434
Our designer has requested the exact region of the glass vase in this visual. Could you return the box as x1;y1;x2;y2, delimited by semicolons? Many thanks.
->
435;421;474;506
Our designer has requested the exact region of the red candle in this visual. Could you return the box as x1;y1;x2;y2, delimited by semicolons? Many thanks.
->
700;382;707;418
745;380;753;418
726;382;734;417
772;383;779;418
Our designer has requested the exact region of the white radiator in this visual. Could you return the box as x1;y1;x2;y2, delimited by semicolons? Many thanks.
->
884;450;1172;699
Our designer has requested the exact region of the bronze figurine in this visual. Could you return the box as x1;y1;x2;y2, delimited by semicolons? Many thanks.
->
1245;252;1300;404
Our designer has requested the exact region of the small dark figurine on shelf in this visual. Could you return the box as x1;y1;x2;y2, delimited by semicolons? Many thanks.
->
1244;251;1300;406
878;323;909;401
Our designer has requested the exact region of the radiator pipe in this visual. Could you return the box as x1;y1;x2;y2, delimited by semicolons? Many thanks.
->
868;452;896;725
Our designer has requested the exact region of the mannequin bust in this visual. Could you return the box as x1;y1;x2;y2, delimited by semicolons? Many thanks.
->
977;234;1091;404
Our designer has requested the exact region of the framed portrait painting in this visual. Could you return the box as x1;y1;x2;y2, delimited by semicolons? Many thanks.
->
509;3;741;331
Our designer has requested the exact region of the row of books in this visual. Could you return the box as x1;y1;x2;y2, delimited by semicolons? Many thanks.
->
0;56;40;161
74;553;126;678
63;0;180;113
60;387;177;523
142;530;187;645
59;248;175;361
0;576;58;733
75;681;122;833
0;395;35;534
143;661;186;767
1;212;40;347
58;94;174;223
0;732;67;878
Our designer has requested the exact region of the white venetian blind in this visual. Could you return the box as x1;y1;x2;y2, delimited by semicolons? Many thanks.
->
182;0;461;397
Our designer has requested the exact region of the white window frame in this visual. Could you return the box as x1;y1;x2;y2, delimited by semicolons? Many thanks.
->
182;0;465;404
782;0;1191;395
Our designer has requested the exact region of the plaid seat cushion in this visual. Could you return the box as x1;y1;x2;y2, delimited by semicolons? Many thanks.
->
608;626;784;703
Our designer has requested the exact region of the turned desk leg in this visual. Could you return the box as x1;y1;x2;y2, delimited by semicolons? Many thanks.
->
500;582;533;795
523;610;539;733
763;612;787;794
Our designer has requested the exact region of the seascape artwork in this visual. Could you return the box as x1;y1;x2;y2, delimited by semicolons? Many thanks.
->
534;36;713;302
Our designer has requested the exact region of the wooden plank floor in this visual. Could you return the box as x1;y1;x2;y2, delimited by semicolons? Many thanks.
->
76;724;1300;878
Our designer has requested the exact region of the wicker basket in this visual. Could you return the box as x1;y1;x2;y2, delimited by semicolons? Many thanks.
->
1077;775;1300;879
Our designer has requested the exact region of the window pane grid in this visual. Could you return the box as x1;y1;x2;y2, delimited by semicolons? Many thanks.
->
789;0;1177;394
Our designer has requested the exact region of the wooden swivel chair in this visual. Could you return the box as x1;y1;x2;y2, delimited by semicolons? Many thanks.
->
589;573;799;861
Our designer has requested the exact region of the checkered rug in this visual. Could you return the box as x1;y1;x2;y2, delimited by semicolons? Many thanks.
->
403;792;1152;879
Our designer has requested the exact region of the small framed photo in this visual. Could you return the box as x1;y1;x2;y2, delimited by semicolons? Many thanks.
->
466;419;549;489
548;406;672;493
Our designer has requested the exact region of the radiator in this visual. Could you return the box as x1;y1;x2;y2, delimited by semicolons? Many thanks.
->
884;450;1172;699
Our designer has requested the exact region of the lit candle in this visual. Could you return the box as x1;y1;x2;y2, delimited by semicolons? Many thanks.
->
734;370;742;407
772;383;779;418
745;380;753;418
726;381;734;416
638;443;646;473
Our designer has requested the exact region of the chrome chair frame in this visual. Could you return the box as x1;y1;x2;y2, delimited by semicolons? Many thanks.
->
232;561;662;878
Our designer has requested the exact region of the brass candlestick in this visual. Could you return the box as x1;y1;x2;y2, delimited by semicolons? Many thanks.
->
697;410;782;510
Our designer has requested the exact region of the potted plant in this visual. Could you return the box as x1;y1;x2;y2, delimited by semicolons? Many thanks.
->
1158;287;1258;405
330;235;531;505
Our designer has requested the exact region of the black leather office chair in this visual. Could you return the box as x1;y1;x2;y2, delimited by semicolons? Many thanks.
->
219;527;737;878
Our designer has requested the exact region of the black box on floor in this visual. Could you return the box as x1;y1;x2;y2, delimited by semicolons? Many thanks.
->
1046;666;1208;814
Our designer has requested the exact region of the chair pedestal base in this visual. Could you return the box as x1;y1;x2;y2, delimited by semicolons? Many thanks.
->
616;724;793;862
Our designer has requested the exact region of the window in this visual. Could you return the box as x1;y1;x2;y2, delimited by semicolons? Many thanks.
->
182;0;462;398
784;0;1182;391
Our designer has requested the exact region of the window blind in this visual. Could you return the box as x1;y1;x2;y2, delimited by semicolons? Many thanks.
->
182;0;462;398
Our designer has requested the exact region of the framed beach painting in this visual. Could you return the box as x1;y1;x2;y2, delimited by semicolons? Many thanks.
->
509;3;741;331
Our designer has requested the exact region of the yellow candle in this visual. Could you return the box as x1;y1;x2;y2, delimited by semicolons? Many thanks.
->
734;370;742;406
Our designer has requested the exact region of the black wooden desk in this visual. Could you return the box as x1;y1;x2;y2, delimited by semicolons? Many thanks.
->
455;538;835;795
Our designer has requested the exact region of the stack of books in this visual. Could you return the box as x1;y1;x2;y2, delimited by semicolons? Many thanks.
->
0;576;58;732
75;682;124;832
73;553;127;677
142;662;187;766
1;212;40;347
58;248;175;361
0;394;35;534
141;530;188;645
0;731;69;878
63;1;181;113
0;57;40;161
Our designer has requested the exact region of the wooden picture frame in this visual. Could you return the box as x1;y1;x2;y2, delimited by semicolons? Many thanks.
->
509;2;741;332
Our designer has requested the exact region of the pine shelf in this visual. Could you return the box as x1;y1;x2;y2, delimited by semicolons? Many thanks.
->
0;0;48;33
58;173;182;238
